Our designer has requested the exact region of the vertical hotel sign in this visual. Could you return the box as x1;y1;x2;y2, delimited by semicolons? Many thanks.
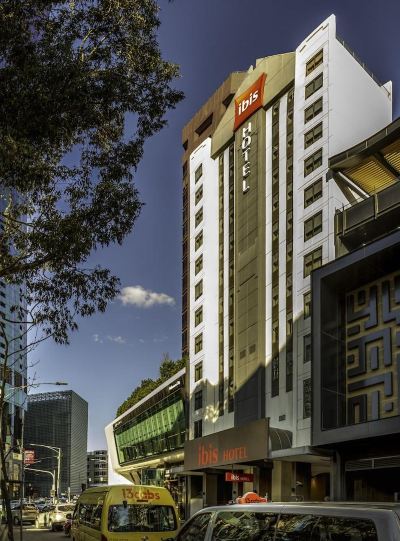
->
234;74;266;193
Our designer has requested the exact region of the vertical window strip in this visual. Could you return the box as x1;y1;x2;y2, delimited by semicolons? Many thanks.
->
271;101;280;398
218;154;224;416
285;88;294;392
228;143;235;413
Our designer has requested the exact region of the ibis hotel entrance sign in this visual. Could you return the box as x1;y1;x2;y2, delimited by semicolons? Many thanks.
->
184;418;268;470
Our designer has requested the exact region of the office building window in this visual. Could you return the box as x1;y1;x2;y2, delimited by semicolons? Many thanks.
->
272;285;279;307
194;333;203;354
304;97;323;124
194;420;202;439
303;378;312;418
304;291;312;318
194;362;203;382
195;185;203;205
195;231;203;251
304;122;323;149
304;178;323;207
304;211;323;241
195;254;203;275
304;246;322;277
195;163;203;183
195;207;203;228
271;355;279;397
194;390;203;410
304;334;312;363
195;306;203;327
195;280;203;300
304;148;323;176
306;49;323;76
305;72;323;99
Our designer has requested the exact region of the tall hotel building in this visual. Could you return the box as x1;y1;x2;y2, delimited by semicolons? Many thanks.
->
182;15;392;509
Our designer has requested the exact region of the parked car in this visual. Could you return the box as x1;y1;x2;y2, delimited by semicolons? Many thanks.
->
48;504;76;531
35;505;55;529
176;502;400;541
11;504;38;525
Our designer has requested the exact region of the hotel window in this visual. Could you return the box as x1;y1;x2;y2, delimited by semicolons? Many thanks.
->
194;333;203;354
304;178;323;208
286;241;293;262
305;72;323;100
195;231;203;251
272;252;279;273
272;285;279;308
304;148;323;177
304;246;322;277
304;122;323;149
195;163;203;183
194;390;203;411
195;254;203;275
194;362;203;382
195;185;203;205
304;97;323;124
272;221;279;241
306;49;323;76
303;378;312;418
195;306;203;327
304;291;312;318
195;280;203;300
272;321;279;344
304;334;312;363
194;419;202;439
304;211;323;240
271;355;279;397
195;207;203;228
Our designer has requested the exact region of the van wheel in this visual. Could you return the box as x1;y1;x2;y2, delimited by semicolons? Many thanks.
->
49;520;55;531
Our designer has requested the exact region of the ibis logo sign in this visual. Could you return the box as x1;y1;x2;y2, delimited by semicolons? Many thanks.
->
234;73;267;131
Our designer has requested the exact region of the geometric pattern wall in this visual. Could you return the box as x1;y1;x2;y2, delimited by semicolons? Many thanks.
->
346;271;400;424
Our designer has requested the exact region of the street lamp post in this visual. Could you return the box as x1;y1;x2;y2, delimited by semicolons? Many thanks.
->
28;444;62;501
23;467;56;502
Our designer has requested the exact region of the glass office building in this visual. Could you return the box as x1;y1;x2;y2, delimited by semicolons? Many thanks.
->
24;391;88;497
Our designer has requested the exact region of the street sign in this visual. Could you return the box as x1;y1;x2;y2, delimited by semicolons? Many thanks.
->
24;450;35;465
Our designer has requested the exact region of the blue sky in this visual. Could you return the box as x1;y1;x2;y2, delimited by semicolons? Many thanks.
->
32;0;400;450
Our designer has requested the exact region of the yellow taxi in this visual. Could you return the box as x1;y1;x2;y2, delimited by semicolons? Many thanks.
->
71;484;178;541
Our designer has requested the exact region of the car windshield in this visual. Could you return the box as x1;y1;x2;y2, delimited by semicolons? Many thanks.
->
108;505;176;533
58;505;75;512
23;505;37;510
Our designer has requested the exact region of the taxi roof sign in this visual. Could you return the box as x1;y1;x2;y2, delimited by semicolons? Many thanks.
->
236;492;267;504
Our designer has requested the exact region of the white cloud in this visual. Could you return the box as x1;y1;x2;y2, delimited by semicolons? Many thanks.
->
119;285;175;308
93;334;103;344
107;335;126;345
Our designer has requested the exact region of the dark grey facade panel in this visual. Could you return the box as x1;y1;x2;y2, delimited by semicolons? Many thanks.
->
312;229;400;447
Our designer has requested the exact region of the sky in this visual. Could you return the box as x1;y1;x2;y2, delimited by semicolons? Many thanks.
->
32;0;400;450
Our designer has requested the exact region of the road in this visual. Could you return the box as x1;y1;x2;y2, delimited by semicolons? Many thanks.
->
16;526;67;541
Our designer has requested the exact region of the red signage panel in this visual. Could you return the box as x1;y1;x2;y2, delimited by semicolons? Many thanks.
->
24;450;35;465
225;472;254;483
234;73;267;131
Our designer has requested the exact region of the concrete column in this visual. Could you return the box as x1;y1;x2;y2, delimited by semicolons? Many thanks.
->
271;461;292;501
330;451;345;501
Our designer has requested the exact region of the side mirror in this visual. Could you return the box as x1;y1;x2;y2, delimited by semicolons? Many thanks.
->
66;514;72;519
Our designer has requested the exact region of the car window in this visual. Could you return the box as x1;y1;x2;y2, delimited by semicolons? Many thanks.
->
275;514;321;540
319;517;378;541
212;511;278;541
176;512;212;541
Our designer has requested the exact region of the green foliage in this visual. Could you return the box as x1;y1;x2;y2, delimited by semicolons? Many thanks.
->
117;356;186;417
0;0;183;343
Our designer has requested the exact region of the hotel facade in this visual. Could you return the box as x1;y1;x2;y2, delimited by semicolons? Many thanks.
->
181;14;392;511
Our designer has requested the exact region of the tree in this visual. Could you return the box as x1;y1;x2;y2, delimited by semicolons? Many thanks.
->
117;355;186;416
0;1;183;537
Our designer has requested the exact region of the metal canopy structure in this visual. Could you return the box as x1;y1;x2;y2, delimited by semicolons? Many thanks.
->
330;117;400;194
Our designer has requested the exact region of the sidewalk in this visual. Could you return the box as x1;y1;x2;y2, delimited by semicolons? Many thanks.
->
1;526;66;541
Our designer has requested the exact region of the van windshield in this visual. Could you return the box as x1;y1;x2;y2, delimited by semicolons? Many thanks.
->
108;505;176;533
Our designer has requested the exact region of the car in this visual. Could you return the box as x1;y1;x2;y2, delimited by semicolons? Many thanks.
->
35;505;55;529
176;501;400;541
10;504;38;526
48;503;76;531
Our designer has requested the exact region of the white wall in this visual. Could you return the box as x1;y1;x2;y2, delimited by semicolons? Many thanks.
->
188;138;220;437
